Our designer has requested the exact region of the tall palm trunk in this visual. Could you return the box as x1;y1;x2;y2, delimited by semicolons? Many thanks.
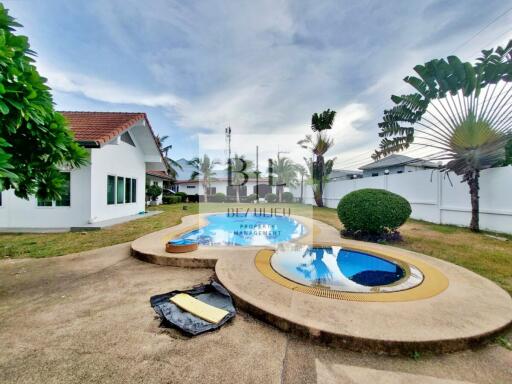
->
300;174;304;203
202;178;208;203
316;155;325;207
236;185;240;203
466;169;480;232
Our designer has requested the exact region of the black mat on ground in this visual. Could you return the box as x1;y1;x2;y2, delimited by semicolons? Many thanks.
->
150;281;236;336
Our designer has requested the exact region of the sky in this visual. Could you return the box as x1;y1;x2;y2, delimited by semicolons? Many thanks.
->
4;0;512;170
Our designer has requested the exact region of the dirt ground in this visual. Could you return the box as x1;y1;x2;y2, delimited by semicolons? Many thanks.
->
0;244;510;384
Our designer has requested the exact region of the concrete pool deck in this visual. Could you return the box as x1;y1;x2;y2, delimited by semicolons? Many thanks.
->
131;213;512;355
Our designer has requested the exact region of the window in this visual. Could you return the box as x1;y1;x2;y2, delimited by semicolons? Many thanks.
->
38;172;71;207
117;177;125;203
56;172;71;206
107;175;116;205
125;178;132;203
372;173;379;177
186;185;195;189
397;170;403;174
131;179;137;202
120;131;136;146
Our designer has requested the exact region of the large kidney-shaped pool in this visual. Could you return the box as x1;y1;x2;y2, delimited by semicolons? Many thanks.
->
270;244;423;293
170;213;306;246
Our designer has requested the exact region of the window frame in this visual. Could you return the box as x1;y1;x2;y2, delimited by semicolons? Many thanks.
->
107;175;116;205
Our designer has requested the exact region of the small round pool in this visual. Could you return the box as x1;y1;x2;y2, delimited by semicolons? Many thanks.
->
270;245;423;293
174;213;306;246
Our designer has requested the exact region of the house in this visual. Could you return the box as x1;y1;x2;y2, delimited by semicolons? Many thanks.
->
146;170;174;204
328;169;362;181
0;111;166;230
359;154;439;178
172;159;277;200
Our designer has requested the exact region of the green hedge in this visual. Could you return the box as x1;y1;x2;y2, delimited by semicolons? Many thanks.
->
282;191;293;203
174;192;188;201
162;195;182;204
337;189;411;234
210;192;226;202
265;193;277;203
245;193;258;202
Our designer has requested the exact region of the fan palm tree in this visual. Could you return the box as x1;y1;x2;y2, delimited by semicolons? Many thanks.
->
303;155;335;207
271;157;299;202
229;154;254;203
190;155;219;203
298;127;336;207
311;109;336;132
374;40;512;231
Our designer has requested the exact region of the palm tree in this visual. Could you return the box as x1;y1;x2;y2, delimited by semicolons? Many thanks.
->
298;126;336;207
155;134;182;179
190;155;219;203
295;164;308;203
311;109;336;132
374;40;512;232
303;155;335;207
271;157;299;202
229;154;254;203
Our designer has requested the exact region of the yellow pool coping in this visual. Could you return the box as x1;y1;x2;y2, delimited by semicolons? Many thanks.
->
255;243;449;302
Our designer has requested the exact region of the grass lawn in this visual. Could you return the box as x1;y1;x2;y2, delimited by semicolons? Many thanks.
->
1;202;511;294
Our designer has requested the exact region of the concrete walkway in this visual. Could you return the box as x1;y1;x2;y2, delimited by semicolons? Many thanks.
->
1;245;511;383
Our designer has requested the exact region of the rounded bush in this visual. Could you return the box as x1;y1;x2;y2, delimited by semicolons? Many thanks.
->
175;192;187;201
211;192;226;202
337;189;411;234
245;193;258;202
282;191;294;203
265;192;277;203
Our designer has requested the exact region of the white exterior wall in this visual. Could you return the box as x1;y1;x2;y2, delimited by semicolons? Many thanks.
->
292;166;512;234
0;158;92;229
89;136;146;223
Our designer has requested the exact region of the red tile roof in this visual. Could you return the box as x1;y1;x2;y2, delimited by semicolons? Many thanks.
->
60;111;147;146
146;170;174;181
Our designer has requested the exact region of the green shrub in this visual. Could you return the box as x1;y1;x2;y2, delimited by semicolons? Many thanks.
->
162;195;182;204
282;191;294;203
245;193;258;202
146;184;163;201
174;192;188;201
265;193;277;203
211;192;226;202
337;189;411;234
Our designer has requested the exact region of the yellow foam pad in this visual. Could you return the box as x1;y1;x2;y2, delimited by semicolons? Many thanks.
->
170;293;229;324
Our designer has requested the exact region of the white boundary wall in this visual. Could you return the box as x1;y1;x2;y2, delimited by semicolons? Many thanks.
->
291;166;512;234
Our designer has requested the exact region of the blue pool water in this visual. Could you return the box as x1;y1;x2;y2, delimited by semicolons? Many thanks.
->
270;245;423;293
171;213;306;246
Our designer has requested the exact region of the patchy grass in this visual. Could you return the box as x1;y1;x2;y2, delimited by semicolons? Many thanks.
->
1;203;511;294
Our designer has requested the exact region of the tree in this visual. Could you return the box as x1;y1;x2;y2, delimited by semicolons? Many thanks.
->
303;155;335;207
311;109;336;132
298;115;336;207
146;184;162;202
295;164;308;203
190;154;219;203
228;154;254;203
155;134;182;179
271;157;299;202
374;40;512;232
0;5;87;200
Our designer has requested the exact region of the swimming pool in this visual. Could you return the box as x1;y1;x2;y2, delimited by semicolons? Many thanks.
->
170;213;306;246
270;245;423;293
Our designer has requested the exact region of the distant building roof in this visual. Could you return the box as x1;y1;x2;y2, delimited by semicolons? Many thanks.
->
359;154;439;171
60;111;149;146
146;170;174;181
328;169;362;180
